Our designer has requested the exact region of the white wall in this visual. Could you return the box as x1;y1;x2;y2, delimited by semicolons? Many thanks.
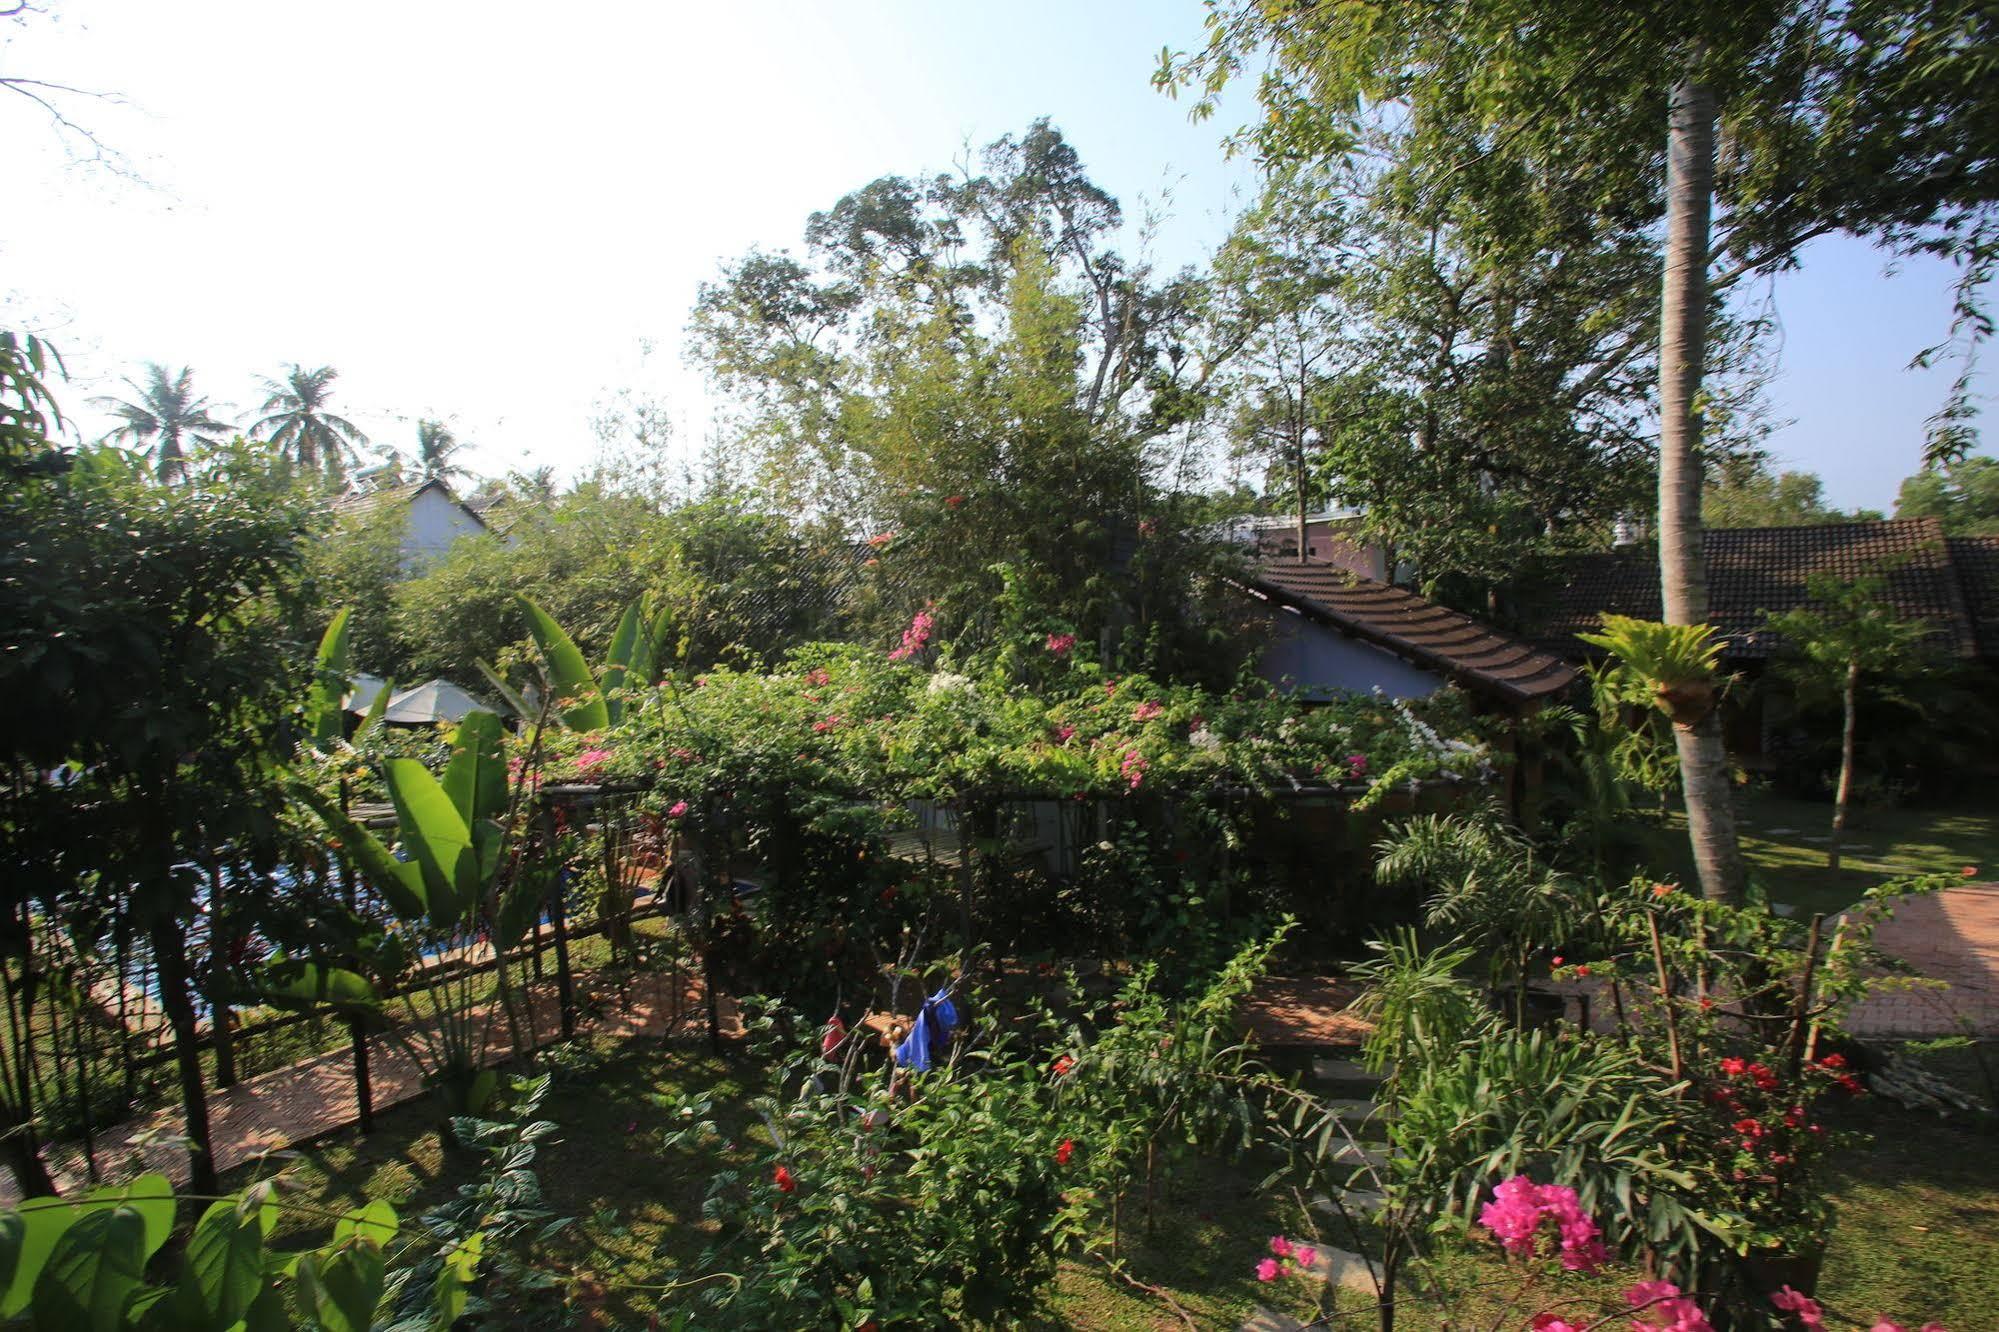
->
399;487;489;570
1254;605;1442;702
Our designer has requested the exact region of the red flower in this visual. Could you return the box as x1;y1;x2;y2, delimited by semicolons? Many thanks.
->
773;1165;796;1193
1550;955;1564;966
1818;1052;1848;1070
880;885;899;904
1055;1138;1075;1165
1720;1056;1748;1077
1053;1055;1075;1076
946;494;965;509
1574;965;1592;978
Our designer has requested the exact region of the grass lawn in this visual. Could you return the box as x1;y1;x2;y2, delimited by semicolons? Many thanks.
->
1648;785;1999;920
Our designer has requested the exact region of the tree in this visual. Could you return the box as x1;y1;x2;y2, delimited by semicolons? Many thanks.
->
690;120;1239;675
1706;458;1882;528
91;362;233;483
1894;454;1999;533
1764;571;1934;869
1164;0;1999;903
411;418;467;485
254;364;368;482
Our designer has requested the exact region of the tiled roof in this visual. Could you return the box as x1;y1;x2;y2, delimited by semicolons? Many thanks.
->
1949;535;1999;658
1249;559;1578;705
1540;518;1980;659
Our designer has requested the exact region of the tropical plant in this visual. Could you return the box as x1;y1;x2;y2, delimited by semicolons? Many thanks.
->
411;418;466;484
1763;572;1936;867
1373;811;1583;1021
90;362;234;482
254;363;368;481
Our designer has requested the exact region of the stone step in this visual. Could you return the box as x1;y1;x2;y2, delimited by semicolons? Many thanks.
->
1298;1245;1384;1295
1329;1140;1390;1171
1240;1307;1307;1332
1310;1187;1387;1216
1311;1057;1387;1093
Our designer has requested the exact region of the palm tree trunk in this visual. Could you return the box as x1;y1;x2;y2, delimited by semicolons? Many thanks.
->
1829;657;1860;871
1658;68;1747;906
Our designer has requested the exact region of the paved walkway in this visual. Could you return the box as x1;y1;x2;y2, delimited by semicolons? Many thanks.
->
1846;883;1999;1036
6;968;742;1204
1240;977;1372;1048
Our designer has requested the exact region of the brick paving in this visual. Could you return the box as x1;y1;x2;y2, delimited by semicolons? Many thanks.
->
6;968;742;1205
1845;883;1999;1037
1240;976;1372;1048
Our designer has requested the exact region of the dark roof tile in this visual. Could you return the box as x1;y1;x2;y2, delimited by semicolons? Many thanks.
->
1250;559;1578;705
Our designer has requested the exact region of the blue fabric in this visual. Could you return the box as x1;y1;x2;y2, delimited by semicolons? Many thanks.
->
893;987;961;1071
893;1010;934;1071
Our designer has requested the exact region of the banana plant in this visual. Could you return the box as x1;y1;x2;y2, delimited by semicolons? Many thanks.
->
304;606;391;751
303;710;543;1116
516;595;671;731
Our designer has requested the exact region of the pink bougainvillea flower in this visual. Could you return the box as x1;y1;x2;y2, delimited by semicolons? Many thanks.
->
573;748;613;773
887;608;934;661
1292;1246;1317;1269
1138;517;1159;537
1046;632;1075;656
1627;1280;1714;1332
1268;1235;1293;1259
1254;1257;1280;1282
821;1015;847;1057
1131;700;1165;722
1119;748;1149;791
1771;1287;1826;1330
1055;1138;1076;1165
1529;1317;1582;1332
666;800;689;818
1477;1177;1545;1256
773;1165;796;1193
1719;1056;1748;1077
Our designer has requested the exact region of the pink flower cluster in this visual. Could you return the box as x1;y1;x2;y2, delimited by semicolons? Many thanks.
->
1253;1234;1318;1282
1131;701;1164;722
887;609;934;661
574;748;612;774
1477;1177;1608;1273
1045;632;1076;657
1626;1280;1712;1332
1119;748;1148;791
1346;753;1369;779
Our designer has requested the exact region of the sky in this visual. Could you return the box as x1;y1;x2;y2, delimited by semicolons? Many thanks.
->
0;1;1986;513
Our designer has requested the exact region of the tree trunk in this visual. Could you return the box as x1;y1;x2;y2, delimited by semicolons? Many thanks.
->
1829;657;1860;871
149;914;219;1196
207;862;237;1089
1658;68;1747;905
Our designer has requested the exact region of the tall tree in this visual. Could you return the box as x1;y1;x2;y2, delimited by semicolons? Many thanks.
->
411;418;466;485
1705;458;1881;528
1165;0;1999;904
1895;454;1999;534
253;364;368;481
92;362;234;483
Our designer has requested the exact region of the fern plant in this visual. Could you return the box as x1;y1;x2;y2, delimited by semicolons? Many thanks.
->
1578;614;1726;725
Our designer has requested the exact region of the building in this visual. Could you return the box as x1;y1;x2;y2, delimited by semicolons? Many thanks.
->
332;478;500;570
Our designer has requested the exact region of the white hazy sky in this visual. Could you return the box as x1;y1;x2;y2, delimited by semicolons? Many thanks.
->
1;1;1986;511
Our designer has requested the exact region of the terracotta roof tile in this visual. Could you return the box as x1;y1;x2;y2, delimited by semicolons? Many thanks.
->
1540;519;1978;658
1250;559;1578;705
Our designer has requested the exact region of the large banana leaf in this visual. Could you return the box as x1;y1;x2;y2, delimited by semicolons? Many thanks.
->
631;604;675;696
600;601;644;725
442;711;507;826
381;760;476;929
352;674;393;741
520;597;608;732
475;662;535;722
297;789;428;922
306;609;353;748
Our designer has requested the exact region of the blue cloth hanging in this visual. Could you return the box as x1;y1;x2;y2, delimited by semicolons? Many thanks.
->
893;986;961;1071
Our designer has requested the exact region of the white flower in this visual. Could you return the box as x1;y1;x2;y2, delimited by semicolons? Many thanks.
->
927;671;971;695
1189;726;1221;752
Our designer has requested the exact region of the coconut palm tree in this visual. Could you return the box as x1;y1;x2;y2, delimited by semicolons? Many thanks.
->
92;363;235;483
412;419;467;484
253;364;368;480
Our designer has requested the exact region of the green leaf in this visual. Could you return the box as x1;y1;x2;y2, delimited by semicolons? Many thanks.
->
520;597;609;732
429;1233;481;1330
240;1282;289;1332
32;1205;147;1332
101;1173;173;1263
474;662;534;722
294;1242;385;1332
353;674;394;742
382;758;475;928
601;601;644;725
0;1213;20;1306
297;788;428;923
330;1200;397;1250
442;710;507;828
2;1196;86;1318
259;961;378;1014
307;608;353;748
176;1198;266;1326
